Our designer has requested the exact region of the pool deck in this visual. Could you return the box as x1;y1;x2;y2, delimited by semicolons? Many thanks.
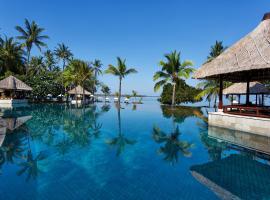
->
209;112;270;137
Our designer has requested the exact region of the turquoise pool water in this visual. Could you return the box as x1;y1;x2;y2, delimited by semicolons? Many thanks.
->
0;102;270;200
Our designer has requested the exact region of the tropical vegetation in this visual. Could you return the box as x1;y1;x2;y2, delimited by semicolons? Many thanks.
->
153;50;197;106
105;57;137;104
196;41;230;108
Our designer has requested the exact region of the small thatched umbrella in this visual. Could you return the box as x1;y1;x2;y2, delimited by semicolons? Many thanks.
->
194;13;270;108
68;85;91;103
223;82;270;105
67;85;91;96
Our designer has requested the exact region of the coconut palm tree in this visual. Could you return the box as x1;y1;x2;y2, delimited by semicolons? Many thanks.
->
153;51;194;106
0;36;25;75
105;57;137;105
91;59;103;95
64;59;92;104
15;19;48;69
44;50;56;71
206;41;225;63
101;85;110;102
196;41;227;108
54;43;73;71
132;90;138;103
28;56;46;76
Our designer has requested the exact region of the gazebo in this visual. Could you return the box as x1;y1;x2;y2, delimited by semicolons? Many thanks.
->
223;82;270;106
194;13;270;135
68;85;91;104
0;75;32;108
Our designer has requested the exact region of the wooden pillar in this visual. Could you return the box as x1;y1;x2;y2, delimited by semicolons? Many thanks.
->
256;94;258;105
218;76;223;110
246;80;250;105
238;94;241;104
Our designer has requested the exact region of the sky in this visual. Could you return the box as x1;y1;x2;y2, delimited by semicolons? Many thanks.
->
0;0;270;96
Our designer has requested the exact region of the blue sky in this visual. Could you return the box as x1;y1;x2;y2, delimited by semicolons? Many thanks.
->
1;0;270;95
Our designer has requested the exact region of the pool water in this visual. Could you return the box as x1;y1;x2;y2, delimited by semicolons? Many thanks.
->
0;102;270;200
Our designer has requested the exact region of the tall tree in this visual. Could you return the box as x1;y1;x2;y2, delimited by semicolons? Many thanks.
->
101;85;110;102
105;57;137;105
91;59;103;96
207;41;225;63
153;50;194;106
132;90;138;103
64;59;92;104
54;43;73;71
15;19;48;70
55;43;73;97
0;36;25;75
196;41;227;108
28;56;46;76
44;50;56;71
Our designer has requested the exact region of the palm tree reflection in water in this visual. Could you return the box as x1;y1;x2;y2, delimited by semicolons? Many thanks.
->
153;126;193;165
106;106;136;156
152;106;196;165
17;150;47;182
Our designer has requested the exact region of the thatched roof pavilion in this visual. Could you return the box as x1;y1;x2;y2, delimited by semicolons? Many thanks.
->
194;13;270;110
223;82;270;95
68;85;91;95
194;13;270;82
0;75;32;91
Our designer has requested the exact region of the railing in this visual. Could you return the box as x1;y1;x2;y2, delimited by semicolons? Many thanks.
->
223;105;270;118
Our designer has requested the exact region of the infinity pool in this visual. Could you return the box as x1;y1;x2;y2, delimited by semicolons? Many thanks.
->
0;102;270;200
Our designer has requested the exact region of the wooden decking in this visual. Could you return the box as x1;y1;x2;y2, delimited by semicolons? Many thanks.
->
223;105;270;118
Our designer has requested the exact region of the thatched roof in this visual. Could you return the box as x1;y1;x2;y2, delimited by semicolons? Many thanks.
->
194;13;270;82
223;82;270;95
68;85;91;95
0;75;32;91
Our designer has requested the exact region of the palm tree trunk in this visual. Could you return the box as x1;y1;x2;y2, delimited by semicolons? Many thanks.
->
118;78;122;105
27;50;30;74
117;106;121;135
172;82;176;106
214;95;217;111
62;59;66;100
93;71;97;96
83;86;85;105
75;87;78;106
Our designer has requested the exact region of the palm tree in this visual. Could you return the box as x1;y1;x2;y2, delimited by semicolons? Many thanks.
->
15;19;48;69
196;41;227;108
0;36;25;75
54;43;73;71
206;41;225;63
64;59;92;104
91;59;103;95
132;90;137;103
105;57;137;105
101;85;110;102
44;50;56;71
153;51;194;106
28;56;46;76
